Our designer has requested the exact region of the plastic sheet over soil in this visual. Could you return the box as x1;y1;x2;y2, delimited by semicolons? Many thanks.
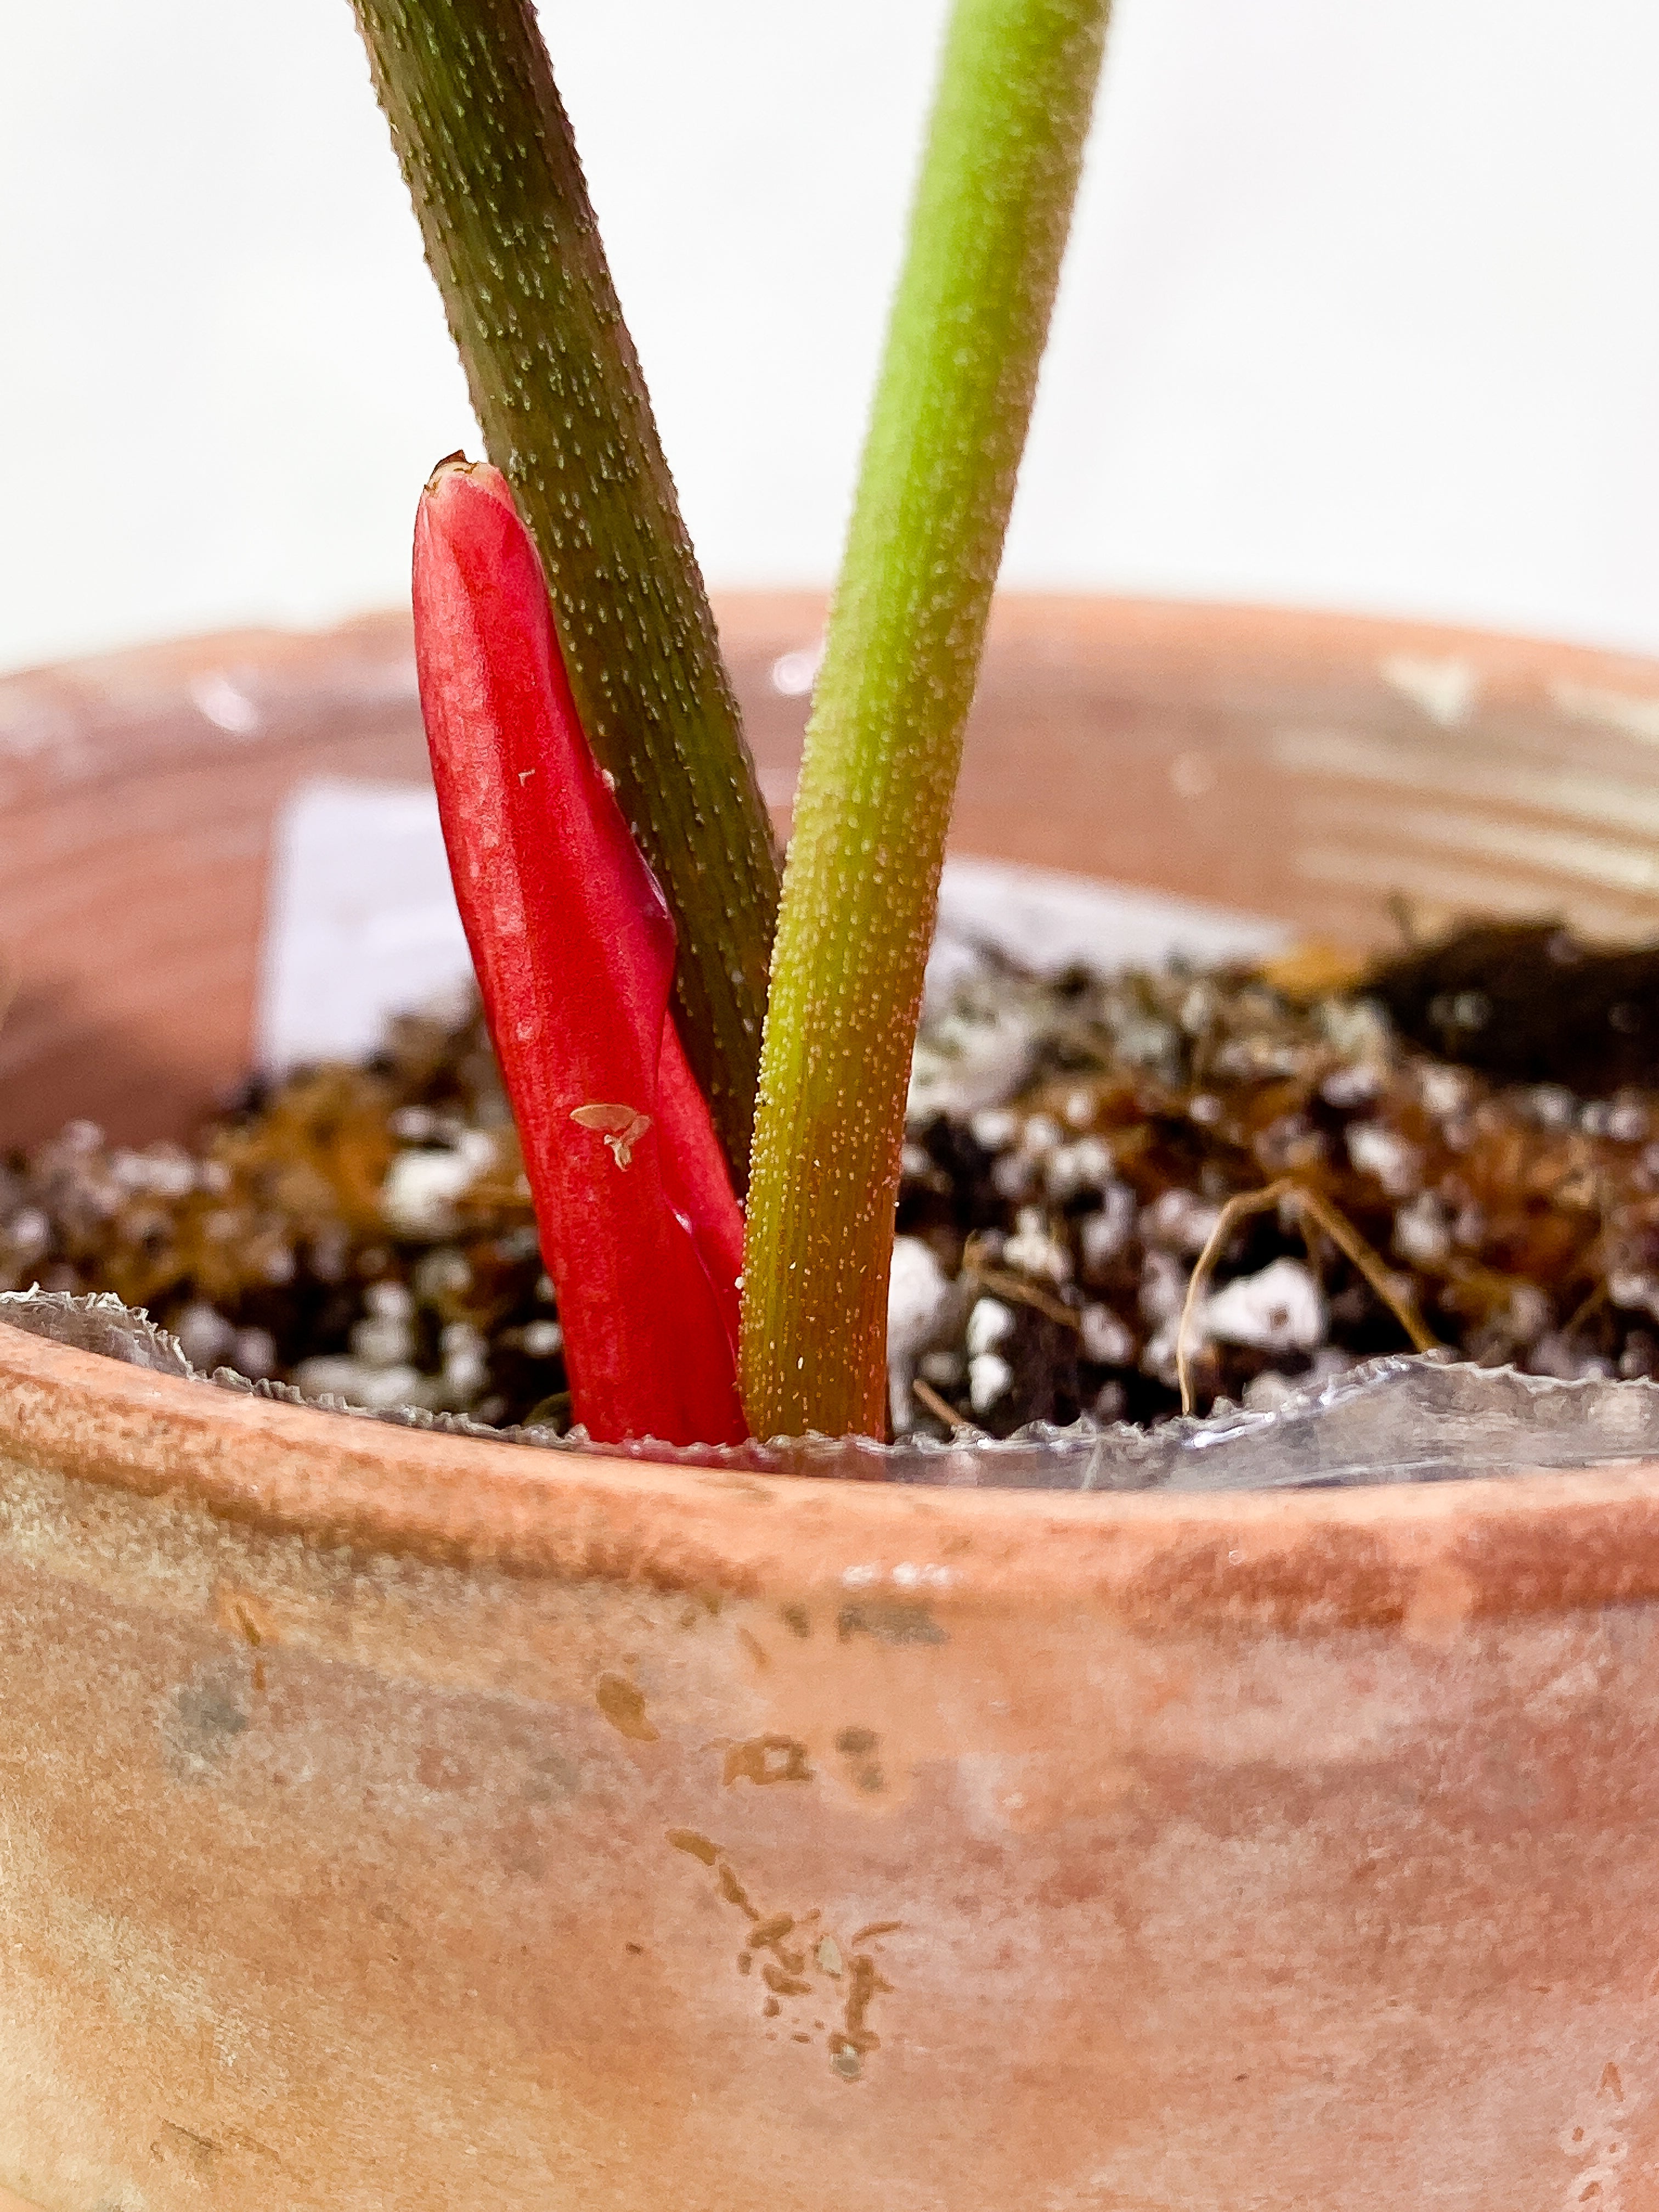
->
8;1287;1659;1495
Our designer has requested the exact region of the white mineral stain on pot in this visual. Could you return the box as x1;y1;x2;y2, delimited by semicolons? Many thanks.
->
1550;678;1659;745
0;695;77;759
1168;751;1216;799
837;1560;952;1594
1277;723;1659;862
188;670;264;737
769;639;824;696
1380;653;1479;728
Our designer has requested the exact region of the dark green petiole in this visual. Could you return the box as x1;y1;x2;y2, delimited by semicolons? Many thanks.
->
348;0;780;1187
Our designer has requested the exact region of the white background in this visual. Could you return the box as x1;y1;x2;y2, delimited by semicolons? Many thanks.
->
4;0;1659;674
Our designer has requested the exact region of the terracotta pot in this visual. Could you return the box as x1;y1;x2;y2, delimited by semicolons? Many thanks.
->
4;599;1659;2209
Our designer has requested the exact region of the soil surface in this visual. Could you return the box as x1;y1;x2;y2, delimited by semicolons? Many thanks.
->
6;927;1659;1439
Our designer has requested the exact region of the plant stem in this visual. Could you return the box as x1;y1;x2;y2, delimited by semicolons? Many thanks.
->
348;0;780;1186
740;0;1111;1438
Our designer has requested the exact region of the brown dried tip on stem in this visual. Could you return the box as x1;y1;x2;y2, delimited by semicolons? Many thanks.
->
1176;1177;1441;1417
424;449;471;493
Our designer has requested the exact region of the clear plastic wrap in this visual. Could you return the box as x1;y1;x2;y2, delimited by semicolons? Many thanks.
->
9;1287;1659;1495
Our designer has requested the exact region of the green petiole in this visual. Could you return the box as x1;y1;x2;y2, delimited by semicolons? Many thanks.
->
740;0;1113;1437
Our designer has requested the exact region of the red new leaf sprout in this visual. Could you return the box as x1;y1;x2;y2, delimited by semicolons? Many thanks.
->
413;456;747;1446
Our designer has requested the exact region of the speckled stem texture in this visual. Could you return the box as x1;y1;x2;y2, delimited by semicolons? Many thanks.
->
348;0;780;1187
741;0;1111;1438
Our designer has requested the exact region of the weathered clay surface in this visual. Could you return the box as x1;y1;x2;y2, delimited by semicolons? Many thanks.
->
3;1319;1659;2207
12;594;1659;1146
5;600;1659;2205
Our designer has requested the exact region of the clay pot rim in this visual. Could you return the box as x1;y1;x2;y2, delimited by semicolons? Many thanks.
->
14;592;1659;1624
6;1319;1658;1624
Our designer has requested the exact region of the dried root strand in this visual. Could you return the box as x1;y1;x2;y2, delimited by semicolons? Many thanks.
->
1176;1176;1440;1416
911;1375;972;1431
961;1239;1082;1330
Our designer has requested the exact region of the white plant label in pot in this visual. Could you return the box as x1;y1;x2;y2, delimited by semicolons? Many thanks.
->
255;777;1287;1074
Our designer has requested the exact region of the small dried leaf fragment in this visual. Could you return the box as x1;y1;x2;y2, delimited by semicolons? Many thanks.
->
571;1103;653;1169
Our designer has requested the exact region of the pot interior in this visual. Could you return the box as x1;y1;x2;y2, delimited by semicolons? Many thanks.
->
4;594;1659;1149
